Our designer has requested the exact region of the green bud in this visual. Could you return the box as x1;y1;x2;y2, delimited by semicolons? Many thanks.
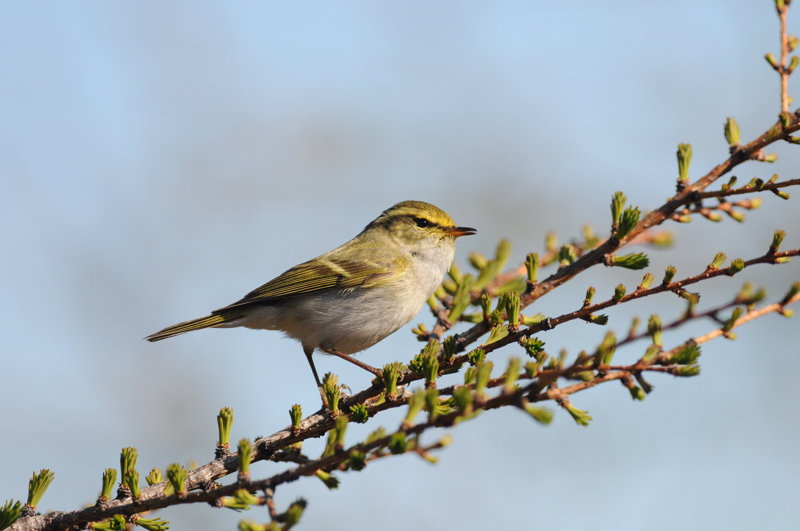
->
635;373;654;394
314;470;339;490
727;209;746;222
442;335;458;363
124;469;140;499
723;307;744;332
467;348;486;366
583;223;600;248
520;313;546;326
781;282;800;305
323;372;341;415
559;244;578;267
425;388;441;421
410;340;440;387
628;316;640;337
612;252;650;270
99;468;117;502
332;416;348;451
93;515;127;531
461;313;484;324
216;407;234;449
144;468;162;487
638;273;655;291
473;260;500;292
347;403;367;424
475;361;494;395
747;197;763;209
120;447;138;489
289;404;303;430
503;357;522;394
721;176;737;193
464;366;478;385
674;365;701;377
705;212;723;222
724;117;740;146
789;34;799;52
584;286;596;306
611;191;626;227
469;251;488;270
348;450;367;471
237;520;265;531
765;52;778;68
0;501;23;530
575;371;595;381
448;262;462;283
411;322;429;337
726;258;745;276
595;331;617;365
671;341;701;365
642;344;661;363
523;404;554;424
382;362;403;400
545;231;557;252
441;279;457;295
496;239;512;269
237;438;252;476
617;206;641;240
166;464;187;496
480;293;492;319
448;273;474;323
134;516;170;531
520;337;546;360
663;265;677;285
613;284;627;302
628;385;646;401
678;289;701;304
404;389;427;426
452;387;473;414
585;314;608;325
647;315;662;346
524;361;540;378
709;252;727;269
772;189;791;200
789;55;799;73
284;499;307;529
564;403;592;427
388;432;408;455
782;308;795;317
677;143;692;182
426;294;438;310
525;252;540;284
484;324;509;346
770;229;786;253
504;292;520;327
762;153;778;163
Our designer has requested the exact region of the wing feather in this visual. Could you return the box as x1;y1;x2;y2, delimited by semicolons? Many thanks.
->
216;257;403;311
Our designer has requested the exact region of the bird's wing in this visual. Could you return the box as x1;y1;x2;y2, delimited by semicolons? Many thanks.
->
216;256;404;311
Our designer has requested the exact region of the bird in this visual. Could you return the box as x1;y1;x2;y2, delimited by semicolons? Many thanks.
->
146;200;476;403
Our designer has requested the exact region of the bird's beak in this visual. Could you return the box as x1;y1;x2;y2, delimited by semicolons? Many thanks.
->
445;226;477;238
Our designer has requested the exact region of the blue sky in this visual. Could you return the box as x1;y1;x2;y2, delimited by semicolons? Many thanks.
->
1;2;799;530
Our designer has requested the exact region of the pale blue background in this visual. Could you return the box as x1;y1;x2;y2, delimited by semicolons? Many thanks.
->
2;1;799;530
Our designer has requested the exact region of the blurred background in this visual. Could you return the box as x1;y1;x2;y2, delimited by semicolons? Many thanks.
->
2;1;799;529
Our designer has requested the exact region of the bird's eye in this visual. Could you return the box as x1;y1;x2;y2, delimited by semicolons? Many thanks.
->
414;217;430;228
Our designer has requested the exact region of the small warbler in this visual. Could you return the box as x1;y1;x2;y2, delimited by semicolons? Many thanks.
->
147;201;476;402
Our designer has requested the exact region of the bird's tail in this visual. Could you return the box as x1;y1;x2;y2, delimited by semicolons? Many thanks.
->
145;311;241;342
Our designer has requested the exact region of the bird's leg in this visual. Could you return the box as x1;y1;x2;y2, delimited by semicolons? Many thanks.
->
303;346;328;408
321;347;383;377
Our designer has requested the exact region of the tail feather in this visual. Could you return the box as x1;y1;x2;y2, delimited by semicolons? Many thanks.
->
146;312;238;342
